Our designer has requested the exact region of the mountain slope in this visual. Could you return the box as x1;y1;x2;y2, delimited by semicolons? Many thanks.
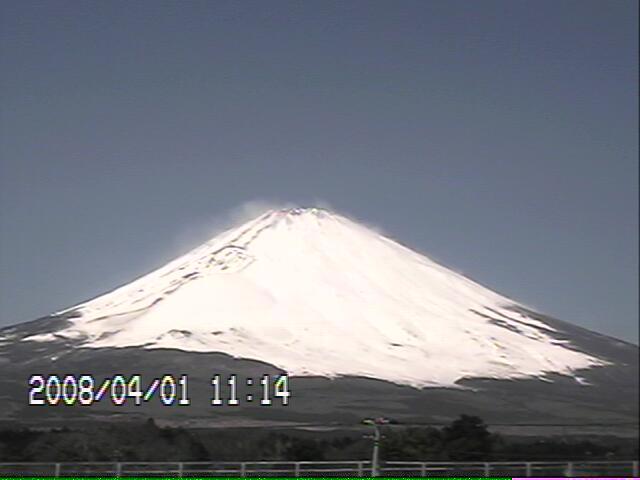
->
2;207;609;388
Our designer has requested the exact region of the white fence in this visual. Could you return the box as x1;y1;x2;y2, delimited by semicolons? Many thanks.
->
0;460;637;477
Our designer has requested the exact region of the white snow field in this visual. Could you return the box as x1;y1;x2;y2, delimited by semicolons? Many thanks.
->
25;207;607;387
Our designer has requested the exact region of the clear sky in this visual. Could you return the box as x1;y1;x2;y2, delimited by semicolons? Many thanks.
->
1;0;637;343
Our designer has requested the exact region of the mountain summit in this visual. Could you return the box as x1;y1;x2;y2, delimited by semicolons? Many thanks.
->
11;207;608;387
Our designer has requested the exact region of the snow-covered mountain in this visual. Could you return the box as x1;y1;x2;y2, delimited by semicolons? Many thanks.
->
0;206;637;429
10;207;606;387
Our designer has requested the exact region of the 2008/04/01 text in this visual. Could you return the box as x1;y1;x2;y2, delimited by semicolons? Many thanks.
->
28;374;291;406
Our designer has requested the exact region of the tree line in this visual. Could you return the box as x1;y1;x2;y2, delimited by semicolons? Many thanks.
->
0;415;636;462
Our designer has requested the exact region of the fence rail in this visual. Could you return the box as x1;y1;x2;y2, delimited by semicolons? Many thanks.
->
0;460;637;477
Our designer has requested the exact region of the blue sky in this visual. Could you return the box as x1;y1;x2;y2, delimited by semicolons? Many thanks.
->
1;0;637;343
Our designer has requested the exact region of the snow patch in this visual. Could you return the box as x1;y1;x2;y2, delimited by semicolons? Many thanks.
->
40;207;608;388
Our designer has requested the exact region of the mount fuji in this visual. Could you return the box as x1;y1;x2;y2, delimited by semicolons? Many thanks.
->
0;207;637;432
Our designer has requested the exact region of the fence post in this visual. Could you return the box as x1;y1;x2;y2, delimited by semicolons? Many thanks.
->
420;463;427;477
483;462;490;477
633;461;638;478
54;463;61;477
565;462;573;477
240;462;246;477
294;462;300;477
177;462;183;478
525;462;532;477
115;462;122;478
357;461;363;477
